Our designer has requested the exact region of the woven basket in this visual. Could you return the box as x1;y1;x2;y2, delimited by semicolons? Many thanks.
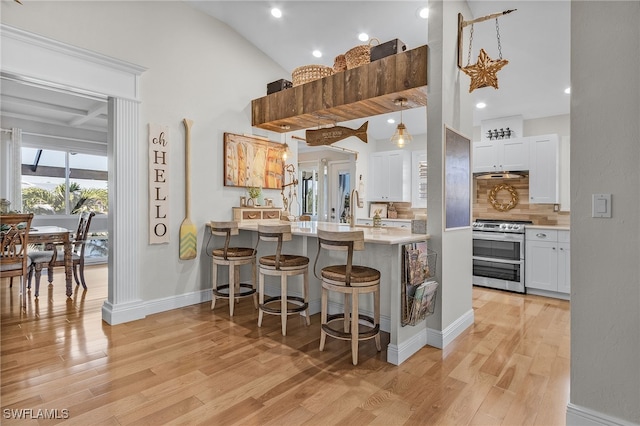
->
344;38;380;70
292;64;334;86
333;54;347;72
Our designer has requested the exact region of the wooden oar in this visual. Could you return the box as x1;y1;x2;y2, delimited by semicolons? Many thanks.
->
179;118;197;260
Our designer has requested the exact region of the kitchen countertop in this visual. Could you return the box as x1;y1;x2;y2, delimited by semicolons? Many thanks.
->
526;225;570;231
360;217;412;222
237;220;429;245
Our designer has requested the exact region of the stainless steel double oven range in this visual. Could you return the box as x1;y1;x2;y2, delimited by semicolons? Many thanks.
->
472;219;533;293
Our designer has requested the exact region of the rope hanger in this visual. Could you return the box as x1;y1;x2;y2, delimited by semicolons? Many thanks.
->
457;9;517;92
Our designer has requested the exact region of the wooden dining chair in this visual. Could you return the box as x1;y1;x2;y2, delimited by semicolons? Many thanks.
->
28;211;95;296
1;213;34;294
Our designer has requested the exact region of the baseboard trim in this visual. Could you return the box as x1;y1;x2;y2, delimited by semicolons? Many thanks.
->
386;331;428;365
102;289;211;325
426;309;475;349
526;287;570;301
144;289;211;317
566;403;639;426
101;300;146;325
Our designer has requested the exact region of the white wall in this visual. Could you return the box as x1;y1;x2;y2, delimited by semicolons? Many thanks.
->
569;2;640;425
1;1;288;302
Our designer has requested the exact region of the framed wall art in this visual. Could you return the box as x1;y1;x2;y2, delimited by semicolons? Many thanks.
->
223;133;286;189
444;125;471;230
369;203;388;219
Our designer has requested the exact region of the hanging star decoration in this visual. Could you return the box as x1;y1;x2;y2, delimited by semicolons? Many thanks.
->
461;48;509;93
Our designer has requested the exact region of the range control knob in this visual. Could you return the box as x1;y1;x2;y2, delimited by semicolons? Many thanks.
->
512;225;521;231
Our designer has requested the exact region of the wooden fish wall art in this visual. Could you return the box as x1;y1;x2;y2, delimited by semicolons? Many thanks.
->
305;122;368;146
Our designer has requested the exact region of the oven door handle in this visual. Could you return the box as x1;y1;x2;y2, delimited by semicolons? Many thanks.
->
473;256;524;265
472;233;524;242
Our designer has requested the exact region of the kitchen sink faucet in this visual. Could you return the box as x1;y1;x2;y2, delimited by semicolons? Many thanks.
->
349;188;362;228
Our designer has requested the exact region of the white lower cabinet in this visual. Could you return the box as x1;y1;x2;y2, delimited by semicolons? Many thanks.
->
356;218;411;228
525;228;570;297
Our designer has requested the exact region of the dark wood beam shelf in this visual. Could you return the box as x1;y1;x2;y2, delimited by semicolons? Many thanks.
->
251;45;428;133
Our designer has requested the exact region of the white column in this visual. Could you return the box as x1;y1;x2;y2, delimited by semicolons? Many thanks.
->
10;128;22;209
102;97;144;324
425;1;475;348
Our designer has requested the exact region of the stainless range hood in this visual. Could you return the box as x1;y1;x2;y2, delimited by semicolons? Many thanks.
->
474;171;528;180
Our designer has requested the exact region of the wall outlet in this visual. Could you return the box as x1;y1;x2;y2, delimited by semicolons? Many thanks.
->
553;204;560;212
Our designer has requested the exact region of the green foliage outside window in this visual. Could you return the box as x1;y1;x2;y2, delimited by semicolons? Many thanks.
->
22;183;108;215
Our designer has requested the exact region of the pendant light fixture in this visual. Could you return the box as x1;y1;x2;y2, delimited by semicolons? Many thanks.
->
390;98;412;147
282;141;290;161
280;125;291;161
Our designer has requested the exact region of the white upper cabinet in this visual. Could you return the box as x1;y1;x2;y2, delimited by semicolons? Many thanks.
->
472;137;530;173
369;150;411;202
529;134;559;204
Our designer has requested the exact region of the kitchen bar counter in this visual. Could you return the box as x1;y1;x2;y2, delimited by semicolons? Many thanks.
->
229;220;432;365
526;225;570;231
238;220;429;245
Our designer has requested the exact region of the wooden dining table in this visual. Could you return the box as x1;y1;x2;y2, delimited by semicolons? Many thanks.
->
29;226;74;297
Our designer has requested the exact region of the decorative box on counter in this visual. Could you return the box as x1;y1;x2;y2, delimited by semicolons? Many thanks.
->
233;207;282;223
267;79;292;94
370;39;407;62
411;214;427;234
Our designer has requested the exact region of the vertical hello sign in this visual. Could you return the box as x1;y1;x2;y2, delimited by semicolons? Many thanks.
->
149;124;170;244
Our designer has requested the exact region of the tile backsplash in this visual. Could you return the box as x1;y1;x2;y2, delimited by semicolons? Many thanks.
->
473;177;570;226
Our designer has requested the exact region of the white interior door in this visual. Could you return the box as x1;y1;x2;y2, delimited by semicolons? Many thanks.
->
328;160;352;223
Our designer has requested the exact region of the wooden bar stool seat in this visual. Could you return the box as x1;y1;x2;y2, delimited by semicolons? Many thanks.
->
208;221;257;316
314;229;381;365
257;223;310;336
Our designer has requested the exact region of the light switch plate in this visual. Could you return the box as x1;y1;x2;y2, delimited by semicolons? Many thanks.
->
592;194;612;218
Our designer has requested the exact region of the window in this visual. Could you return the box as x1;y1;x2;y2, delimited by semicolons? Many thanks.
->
20;147;109;263
21;148;108;215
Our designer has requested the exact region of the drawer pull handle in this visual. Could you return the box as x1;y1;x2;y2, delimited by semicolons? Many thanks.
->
248;213;258;219
265;213;277;218
536;233;547;238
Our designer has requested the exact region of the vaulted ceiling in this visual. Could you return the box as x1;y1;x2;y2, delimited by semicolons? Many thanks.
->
0;1;570;143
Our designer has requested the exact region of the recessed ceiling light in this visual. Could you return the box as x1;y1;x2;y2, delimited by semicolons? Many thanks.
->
271;8;282;18
387;118;396;124
358;32;369;42
564;87;571;94
418;7;429;19
476;102;487;109
312;50;322;58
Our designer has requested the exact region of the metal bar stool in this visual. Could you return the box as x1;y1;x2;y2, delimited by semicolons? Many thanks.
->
314;229;381;365
208;221;257;316
256;223;310;336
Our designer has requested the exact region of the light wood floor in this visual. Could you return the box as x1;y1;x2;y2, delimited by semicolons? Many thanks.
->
1;266;570;425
